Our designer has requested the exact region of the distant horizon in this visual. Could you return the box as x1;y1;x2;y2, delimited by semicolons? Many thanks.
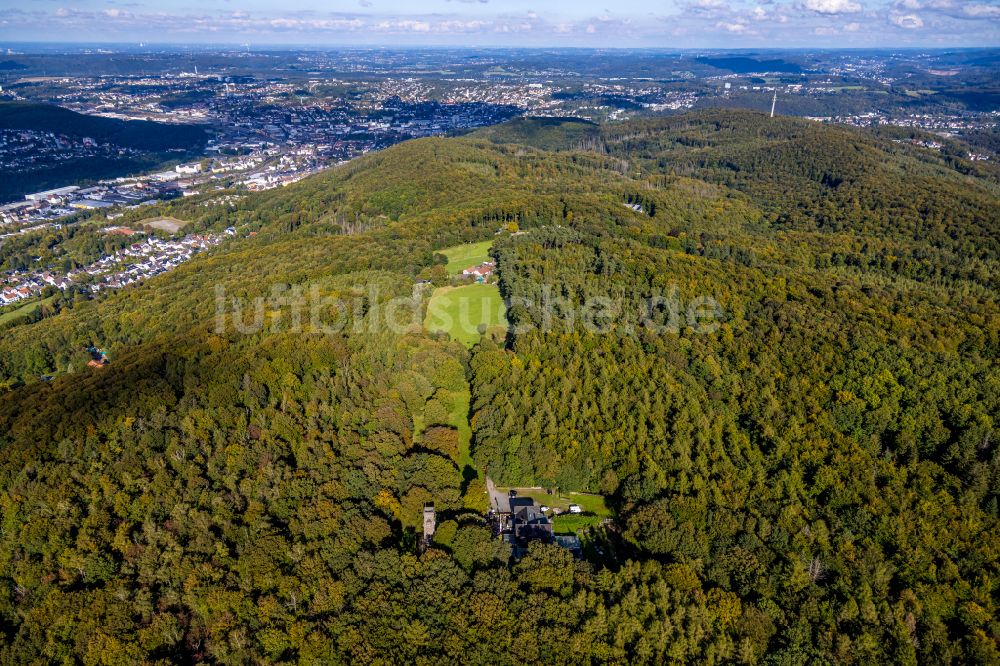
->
2;0;998;49
3;41;999;51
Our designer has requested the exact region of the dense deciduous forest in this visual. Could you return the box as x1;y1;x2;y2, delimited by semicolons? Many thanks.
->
0;110;996;663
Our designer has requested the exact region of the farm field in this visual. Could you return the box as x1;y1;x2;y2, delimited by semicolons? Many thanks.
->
424;282;507;347
438;240;493;275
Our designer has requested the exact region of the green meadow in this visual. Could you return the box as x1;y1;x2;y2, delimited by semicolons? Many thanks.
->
424;282;507;347
0;295;55;327
412;385;473;470
438;240;494;275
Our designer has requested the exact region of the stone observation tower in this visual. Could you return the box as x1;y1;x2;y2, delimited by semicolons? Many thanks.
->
421;503;436;551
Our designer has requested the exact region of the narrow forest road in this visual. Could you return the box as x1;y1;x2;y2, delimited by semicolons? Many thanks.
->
486;477;510;513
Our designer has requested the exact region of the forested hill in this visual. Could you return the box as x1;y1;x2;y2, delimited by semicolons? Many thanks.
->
0;110;996;663
0;101;209;152
470;115;600;151
0;101;211;200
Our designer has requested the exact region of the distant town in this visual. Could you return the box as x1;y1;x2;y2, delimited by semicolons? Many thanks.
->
0;46;997;320
0;213;231;307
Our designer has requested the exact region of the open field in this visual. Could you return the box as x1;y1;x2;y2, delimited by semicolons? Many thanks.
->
438;240;493;275
552;514;604;534
424;282;507;347
140;216;190;234
0;295;55;327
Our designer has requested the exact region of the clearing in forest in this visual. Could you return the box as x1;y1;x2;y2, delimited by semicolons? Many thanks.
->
140;216;190;234
495;486;612;534
438;240;494;276
424;283;507;347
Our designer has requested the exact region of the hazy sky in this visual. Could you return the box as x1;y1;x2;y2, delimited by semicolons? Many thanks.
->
1;0;997;47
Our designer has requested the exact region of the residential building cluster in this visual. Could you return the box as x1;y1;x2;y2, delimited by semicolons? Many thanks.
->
0;228;228;306
87;232;226;291
808;110;999;135
0;129;142;172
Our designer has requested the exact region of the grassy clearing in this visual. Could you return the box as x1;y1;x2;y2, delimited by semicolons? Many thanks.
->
412;386;473;471
451;388;474;471
438;240;493;276
566;492;610;515
0;295;55;327
552;514;604;534
496;486;611;535
497;487;611;515
424;283;507;347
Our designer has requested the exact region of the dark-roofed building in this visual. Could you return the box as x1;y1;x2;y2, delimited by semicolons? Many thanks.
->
487;486;578;558
554;535;583;557
509;492;534;513
512;504;553;547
